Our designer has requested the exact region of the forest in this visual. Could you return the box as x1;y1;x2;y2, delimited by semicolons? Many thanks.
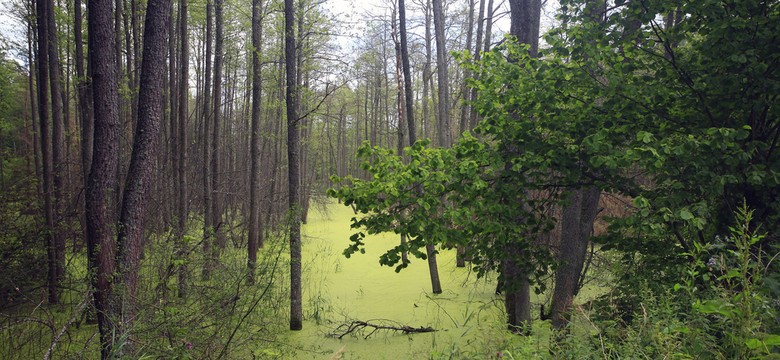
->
0;0;778;358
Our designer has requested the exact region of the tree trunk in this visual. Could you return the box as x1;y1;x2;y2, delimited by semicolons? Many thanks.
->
550;187;600;329
86;0;120;355
422;0;432;141
432;0;450;148
468;0;486;129
176;0;189;298
391;7;409;264
115;0;170;349
212;0;225;251
285;0;303;331
400;0;441;294
201;1;214;280
248;0;265;284
502;0;542;333
45;0;66;289
35;0;58;305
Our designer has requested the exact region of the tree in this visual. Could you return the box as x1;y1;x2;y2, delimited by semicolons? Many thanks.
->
35;0;58;305
248;0;265;284
115;0;170;343
501;0;541;333
285;0;303;331
85;0;120;355
212;0;225;253
176;0;190;298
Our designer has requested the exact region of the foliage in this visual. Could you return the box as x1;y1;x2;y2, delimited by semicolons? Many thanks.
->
545;206;780;359
331;0;779;295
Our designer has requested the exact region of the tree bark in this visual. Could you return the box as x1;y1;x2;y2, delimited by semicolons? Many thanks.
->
400;0;441;294
116;0;170;347
468;0;486;129
176;0;189;298
550;187;600;329
432;0;451;148
285;0;303;331
35;0;57;305
45;0;66;289
248;0;265;284
86;0;120;355
201;1;214;280
212;0;225;251
502;0;542;333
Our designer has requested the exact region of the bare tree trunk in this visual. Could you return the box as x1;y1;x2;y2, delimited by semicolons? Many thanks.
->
468;0;486;129
212;0;225;251
27;10;42;197
201;1;214;280
248;0;265;284
86;0;120;355
176;0;189;298
46;0;66;298
422;0;432;141
116;0;170;349
35;0;58;306
550;187;600;329
483;0;495;53
391;7;409;264
285;0;303;331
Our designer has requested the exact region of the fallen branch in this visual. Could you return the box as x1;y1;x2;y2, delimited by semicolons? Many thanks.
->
43;295;90;360
328;319;436;339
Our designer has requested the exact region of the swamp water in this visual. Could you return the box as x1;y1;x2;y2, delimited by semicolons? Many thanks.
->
288;202;509;359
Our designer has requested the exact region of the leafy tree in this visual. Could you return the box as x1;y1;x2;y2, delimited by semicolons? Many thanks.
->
331;0;780;331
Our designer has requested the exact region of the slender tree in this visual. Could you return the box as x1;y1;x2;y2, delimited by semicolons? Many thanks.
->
285;0;303;331
202;1;214;279
45;0;66;288
248;0;265;284
432;0;450;148
212;0;225;251
176;0;190;298
35;0;57;305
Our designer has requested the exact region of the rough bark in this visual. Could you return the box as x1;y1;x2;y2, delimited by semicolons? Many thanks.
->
176;0;189;298
432;0;451;148
115;0;170;346
212;0;225;251
45;0;66;288
550;187;601;329
35;0;57;305
248;0;265;284
201;1;214;280
285;0;303;331
468;0;486;129
86;0;120;355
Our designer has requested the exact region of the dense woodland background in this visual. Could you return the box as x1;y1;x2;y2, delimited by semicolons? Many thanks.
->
0;0;778;358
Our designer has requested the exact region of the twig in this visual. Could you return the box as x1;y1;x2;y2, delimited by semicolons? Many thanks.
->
43;295;90;360
328;319;436;339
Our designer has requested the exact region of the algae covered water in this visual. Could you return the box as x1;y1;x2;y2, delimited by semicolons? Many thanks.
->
289;201;507;358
